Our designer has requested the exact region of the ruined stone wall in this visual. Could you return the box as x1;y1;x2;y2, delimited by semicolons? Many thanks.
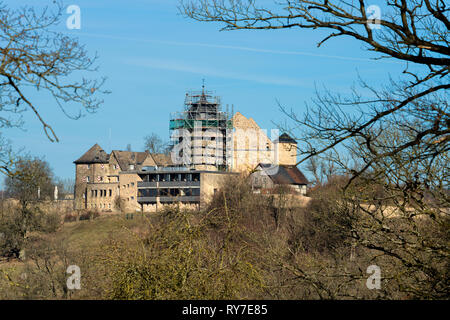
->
231;112;275;173
200;172;233;206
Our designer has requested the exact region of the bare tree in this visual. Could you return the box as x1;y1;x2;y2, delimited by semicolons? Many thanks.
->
181;0;449;299
4;156;54;205
0;133;15;176
180;0;449;171
143;132;168;154
0;1;107;143
1;156;58;259
54;176;75;197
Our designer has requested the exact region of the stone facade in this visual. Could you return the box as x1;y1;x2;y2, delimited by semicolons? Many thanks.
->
74;112;304;212
231;112;297;172
74;144;166;212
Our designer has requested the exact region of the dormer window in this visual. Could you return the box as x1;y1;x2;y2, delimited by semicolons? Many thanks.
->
129;164;135;170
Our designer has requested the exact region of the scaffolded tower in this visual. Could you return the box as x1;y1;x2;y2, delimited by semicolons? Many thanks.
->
169;85;233;171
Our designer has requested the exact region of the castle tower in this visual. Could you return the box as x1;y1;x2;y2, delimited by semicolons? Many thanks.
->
169;85;232;171
73;143;109;210
274;133;297;166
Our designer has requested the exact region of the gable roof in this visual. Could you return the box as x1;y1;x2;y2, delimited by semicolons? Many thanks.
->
151;153;174;166
111;150;150;171
258;163;308;185
74;144;109;164
75;145;174;169
274;133;297;144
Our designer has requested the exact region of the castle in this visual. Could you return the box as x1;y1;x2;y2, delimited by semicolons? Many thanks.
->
74;87;307;212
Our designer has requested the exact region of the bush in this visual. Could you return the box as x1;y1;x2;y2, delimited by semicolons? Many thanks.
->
64;212;78;222
0;206;61;259
103;208;266;299
78;210;100;221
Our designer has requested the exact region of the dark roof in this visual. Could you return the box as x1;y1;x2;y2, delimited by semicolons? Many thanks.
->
274;133;297;144
74;144;109;164
111;150;150;170
258;163;308;185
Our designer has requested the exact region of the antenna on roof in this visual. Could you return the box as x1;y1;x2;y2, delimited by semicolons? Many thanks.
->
108;128;111;152
202;78;205;94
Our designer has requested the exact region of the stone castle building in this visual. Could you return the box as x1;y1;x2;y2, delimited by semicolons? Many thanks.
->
74;88;307;212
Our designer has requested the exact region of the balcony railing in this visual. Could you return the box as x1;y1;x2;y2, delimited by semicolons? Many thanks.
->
138;181;200;188
137;196;200;203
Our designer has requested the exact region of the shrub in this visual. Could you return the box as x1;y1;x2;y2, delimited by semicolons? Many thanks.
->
78;210;100;221
64;212;78;222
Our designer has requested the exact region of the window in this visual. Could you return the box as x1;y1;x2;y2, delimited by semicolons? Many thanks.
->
87;164;90;169
131;182;135;187
129;164;135;170
159;189;169;196
139;189;157;197
109;189;112;197
86;176;90;182
131;196;134;200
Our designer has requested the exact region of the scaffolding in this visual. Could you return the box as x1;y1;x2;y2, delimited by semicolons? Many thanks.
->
169;86;233;171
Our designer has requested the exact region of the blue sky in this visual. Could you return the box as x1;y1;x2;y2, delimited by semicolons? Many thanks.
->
2;0;406;183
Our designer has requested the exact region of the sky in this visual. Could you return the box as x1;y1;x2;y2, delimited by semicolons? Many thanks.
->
2;0;406;184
